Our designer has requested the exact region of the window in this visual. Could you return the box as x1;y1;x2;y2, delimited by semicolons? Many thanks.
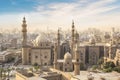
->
35;56;38;58
44;63;47;65
29;53;31;56
44;56;47;58
40;43;42;46
65;68;67;71
46;43;49;46
77;59;79;62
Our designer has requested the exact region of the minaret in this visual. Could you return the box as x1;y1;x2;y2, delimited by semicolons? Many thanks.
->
54;43;58;69
74;44;80;75
104;46;107;63
57;29;60;59
21;17;28;65
22;17;27;46
75;31;79;44
109;39;112;59
71;20;75;58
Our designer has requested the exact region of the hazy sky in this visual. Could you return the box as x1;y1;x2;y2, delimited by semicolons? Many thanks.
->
0;0;120;31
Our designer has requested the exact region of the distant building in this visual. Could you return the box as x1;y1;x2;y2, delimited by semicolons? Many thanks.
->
0;51;12;62
16;69;61;80
10;38;17;48
104;28;120;66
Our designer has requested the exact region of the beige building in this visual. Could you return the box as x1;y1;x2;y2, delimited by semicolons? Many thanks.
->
0;51;12;62
114;49;120;66
88;46;100;65
104;28;120;66
78;46;86;66
21;17;53;66
53;23;80;75
16;68;62;80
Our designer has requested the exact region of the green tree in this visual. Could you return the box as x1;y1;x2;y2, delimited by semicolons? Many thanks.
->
97;58;104;65
113;67;120;73
92;65;98;70
103;62;115;69
80;63;85;70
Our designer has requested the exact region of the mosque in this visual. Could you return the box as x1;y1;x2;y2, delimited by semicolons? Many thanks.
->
21;17;80;75
21;17;120;76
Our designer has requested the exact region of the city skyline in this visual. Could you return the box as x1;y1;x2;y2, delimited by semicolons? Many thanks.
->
0;0;120;31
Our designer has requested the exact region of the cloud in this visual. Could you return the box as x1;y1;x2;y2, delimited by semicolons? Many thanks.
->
0;0;120;31
35;0;118;17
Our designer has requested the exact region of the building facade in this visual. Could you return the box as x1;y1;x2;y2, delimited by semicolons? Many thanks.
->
21;17;53;66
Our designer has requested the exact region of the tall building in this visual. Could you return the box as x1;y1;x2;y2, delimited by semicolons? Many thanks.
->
71;20;75;59
21;17;53;65
104;28;120;66
53;23;80;75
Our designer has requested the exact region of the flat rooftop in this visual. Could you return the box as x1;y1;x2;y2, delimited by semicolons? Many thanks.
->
0;51;11;55
70;71;120;80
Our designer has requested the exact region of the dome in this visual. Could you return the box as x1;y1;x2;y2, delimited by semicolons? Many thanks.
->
116;49;120;54
36;34;49;42
64;52;72;59
89;37;95;44
33;34;50;47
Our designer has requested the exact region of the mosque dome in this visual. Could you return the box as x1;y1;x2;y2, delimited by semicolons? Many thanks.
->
64;52;72;59
89;37;96;44
36;35;49;42
33;34;50;47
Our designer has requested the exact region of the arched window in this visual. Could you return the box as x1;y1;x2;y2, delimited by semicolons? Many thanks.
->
35;56;38;59
44;56;47;58
44;63;47;65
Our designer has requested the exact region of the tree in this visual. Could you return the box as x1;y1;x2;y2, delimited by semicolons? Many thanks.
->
92;65;98;70
103;61;115;69
34;66;39;72
113;67;120;73
80;63;85;70
33;63;38;66
97;58;104;65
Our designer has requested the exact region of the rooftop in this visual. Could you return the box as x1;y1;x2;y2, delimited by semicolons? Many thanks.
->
70;71;120;80
0;51;11;55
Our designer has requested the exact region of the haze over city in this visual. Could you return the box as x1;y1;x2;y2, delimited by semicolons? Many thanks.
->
1;0;120;80
0;0;120;31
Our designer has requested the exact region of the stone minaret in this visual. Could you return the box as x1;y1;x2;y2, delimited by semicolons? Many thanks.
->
75;31;79;44
71;20;75;58
74;44;80;75
22;17;27;46
57;29;60;59
109;39;112;59
21;17;28;65
54;43;58;69
104;46;107;63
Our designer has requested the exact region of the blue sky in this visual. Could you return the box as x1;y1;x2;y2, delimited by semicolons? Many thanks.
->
0;0;76;13
0;0;120;31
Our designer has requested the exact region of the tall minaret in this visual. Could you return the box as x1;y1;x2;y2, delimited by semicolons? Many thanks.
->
111;27;115;44
22;17;27;46
109;39;112;59
74;44;80;75
71;20;75;58
21;17;28;65
57;29;60;59
75;31;79;44
54;43;58;69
